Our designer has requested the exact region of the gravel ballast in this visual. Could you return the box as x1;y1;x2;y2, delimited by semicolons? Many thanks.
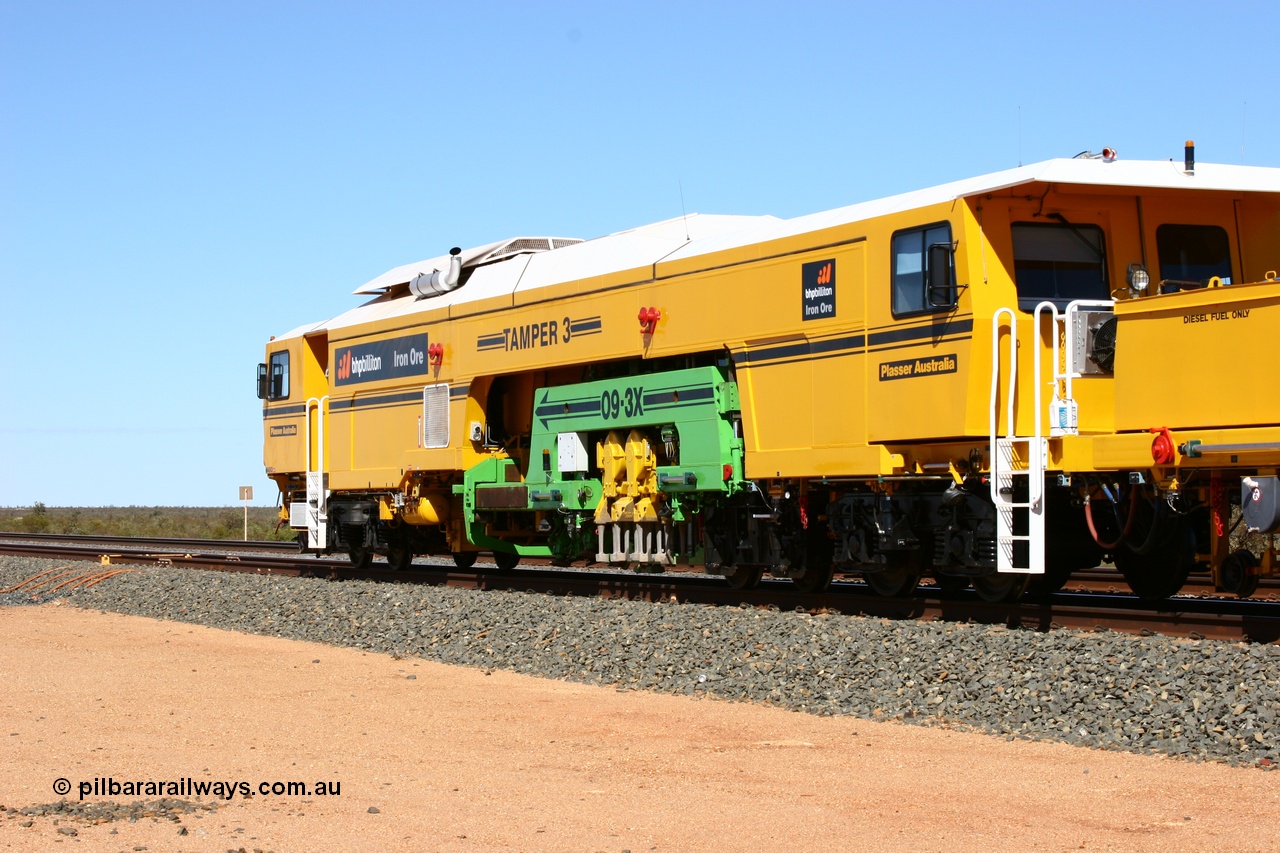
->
3;555;1278;768
1;798;218;827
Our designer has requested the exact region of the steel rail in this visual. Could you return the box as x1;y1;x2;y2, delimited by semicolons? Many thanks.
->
1;532;298;553
1061;568;1279;598
3;537;1277;643
8;534;1274;596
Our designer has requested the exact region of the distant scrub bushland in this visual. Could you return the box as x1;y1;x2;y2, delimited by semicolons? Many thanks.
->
0;503;295;541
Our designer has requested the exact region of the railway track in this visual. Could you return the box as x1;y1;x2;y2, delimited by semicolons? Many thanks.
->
3;534;1278;643
1063;568;1280;598
4;532;300;553
12;532;1277;594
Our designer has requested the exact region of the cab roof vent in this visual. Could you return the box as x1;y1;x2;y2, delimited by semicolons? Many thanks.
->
478;237;584;265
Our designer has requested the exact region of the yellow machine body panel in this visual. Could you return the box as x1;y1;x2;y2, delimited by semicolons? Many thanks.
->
259;154;1280;593
265;169;1280;484
1114;278;1280;432
261;332;328;476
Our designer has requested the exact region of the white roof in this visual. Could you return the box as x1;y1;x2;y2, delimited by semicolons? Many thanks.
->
280;157;1280;339
662;157;1280;264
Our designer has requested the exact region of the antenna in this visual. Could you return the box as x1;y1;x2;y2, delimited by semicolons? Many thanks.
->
678;181;690;242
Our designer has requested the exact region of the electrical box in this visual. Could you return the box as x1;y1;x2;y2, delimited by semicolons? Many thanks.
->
557;432;591;473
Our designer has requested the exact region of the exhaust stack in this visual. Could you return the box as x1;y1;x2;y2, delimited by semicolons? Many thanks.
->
409;247;463;299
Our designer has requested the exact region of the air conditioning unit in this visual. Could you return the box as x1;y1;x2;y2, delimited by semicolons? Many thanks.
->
1071;310;1118;375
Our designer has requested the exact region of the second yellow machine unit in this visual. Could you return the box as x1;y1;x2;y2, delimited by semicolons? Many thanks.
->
260;145;1280;601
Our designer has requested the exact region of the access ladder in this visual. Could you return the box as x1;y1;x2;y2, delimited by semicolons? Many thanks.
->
989;308;1045;574
989;300;1116;573
304;396;329;549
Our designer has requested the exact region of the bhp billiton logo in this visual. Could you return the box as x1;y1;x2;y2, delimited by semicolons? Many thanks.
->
801;258;836;321
334;334;423;385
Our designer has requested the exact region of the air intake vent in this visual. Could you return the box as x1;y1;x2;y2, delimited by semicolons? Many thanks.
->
501;238;551;253
422;383;450;449
478;237;585;265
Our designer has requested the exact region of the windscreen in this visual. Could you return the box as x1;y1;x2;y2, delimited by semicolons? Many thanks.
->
1011;222;1109;310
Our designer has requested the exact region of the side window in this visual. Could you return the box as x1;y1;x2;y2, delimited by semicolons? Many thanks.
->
1156;224;1232;288
269;350;290;400
1011;222;1108;311
891;223;953;316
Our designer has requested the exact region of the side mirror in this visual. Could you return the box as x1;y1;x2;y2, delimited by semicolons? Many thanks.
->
927;242;957;308
256;363;268;400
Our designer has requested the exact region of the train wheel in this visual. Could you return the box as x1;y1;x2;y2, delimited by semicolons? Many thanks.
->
971;573;1029;603
1114;523;1194;600
1221;550;1260;598
348;544;373;570
451;551;477;570
863;553;920;598
492;551;520;572
1032;490;1104;595
791;560;834;594
386;544;414;571
790;525;835;593
724;565;764;590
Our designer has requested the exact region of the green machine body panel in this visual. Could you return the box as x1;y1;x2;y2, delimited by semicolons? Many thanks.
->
459;365;745;559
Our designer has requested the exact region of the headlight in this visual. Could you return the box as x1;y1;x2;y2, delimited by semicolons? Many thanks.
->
1127;263;1150;293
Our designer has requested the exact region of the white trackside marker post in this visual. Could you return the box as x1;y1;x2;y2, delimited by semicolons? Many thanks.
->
239;486;253;541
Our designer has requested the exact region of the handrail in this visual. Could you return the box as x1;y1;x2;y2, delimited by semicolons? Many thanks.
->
990;308;1018;442
304;395;329;476
989;308;1017;510
304;395;329;548
1031;299;1114;438
1059;298;1115;405
1032;301;1059;439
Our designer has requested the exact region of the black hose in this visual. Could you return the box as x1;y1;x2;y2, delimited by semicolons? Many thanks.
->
1125;493;1175;556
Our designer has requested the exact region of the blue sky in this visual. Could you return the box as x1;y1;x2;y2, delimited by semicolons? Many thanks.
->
2;0;1278;507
